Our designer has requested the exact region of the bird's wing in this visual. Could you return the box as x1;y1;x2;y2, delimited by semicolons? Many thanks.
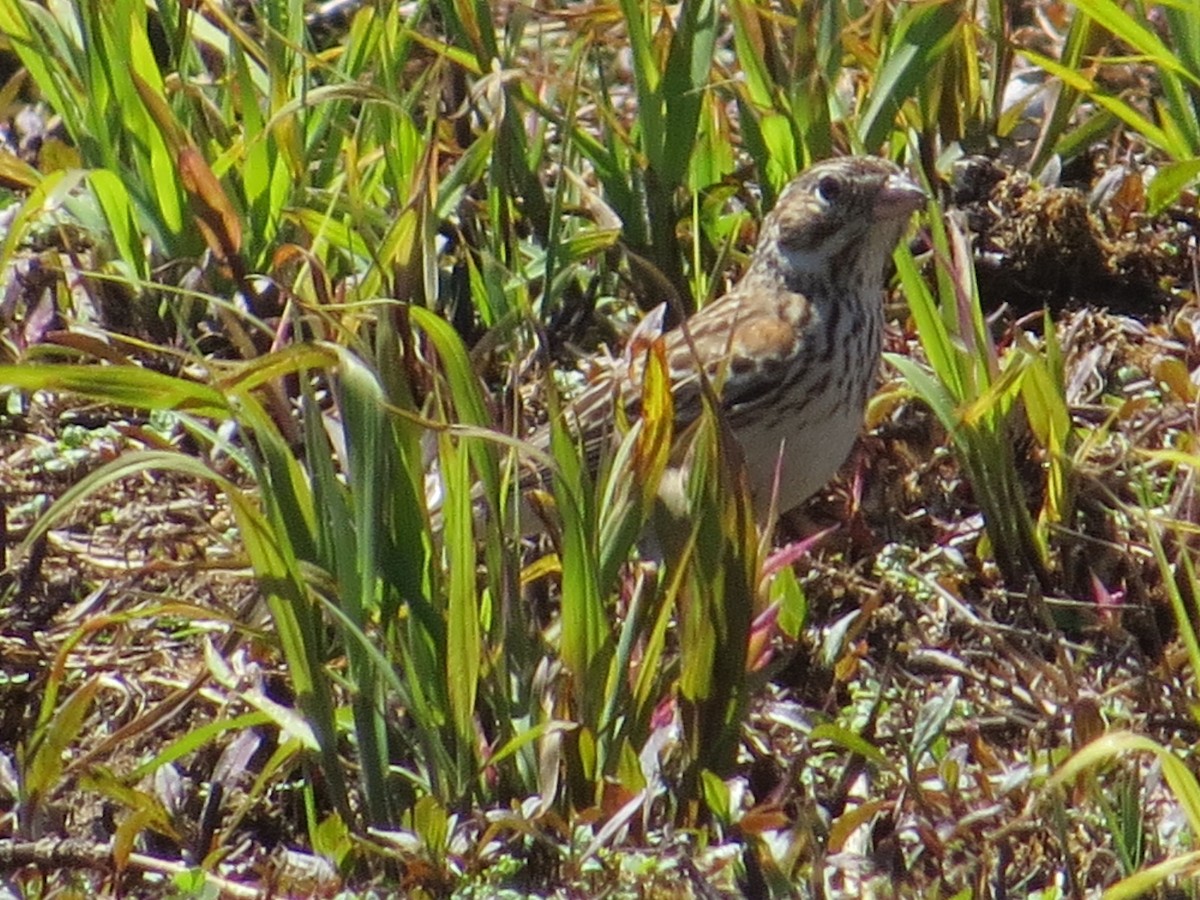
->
527;287;808;481
660;289;809;427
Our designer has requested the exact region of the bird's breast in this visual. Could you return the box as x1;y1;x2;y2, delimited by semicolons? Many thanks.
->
737;290;883;514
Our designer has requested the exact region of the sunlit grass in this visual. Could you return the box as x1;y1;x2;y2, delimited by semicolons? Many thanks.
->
1;0;1199;893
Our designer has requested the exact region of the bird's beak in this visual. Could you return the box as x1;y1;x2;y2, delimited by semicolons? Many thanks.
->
875;172;927;218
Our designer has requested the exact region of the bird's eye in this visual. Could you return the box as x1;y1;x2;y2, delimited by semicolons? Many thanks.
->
816;174;843;205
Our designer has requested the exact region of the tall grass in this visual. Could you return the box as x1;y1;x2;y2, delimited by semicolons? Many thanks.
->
2;0;1197;891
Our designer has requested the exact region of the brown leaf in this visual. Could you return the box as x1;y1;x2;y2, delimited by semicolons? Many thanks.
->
178;145;242;264
738;804;790;835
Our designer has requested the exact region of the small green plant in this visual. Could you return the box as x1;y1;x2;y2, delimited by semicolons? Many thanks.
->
889;186;1070;591
1024;0;1200;210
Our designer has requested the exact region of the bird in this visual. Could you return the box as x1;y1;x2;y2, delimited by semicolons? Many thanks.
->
524;156;926;525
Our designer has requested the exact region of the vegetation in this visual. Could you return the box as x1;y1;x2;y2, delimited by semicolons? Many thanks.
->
1;0;1199;895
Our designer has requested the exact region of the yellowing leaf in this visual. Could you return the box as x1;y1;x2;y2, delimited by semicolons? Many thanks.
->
179;146;243;264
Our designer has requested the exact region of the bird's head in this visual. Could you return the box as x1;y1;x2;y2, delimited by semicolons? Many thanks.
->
753;156;926;289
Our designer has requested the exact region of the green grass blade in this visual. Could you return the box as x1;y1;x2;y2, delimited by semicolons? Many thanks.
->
858;1;960;151
1072;0;1200;88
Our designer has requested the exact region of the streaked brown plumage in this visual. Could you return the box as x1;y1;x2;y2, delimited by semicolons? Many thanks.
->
536;156;925;519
